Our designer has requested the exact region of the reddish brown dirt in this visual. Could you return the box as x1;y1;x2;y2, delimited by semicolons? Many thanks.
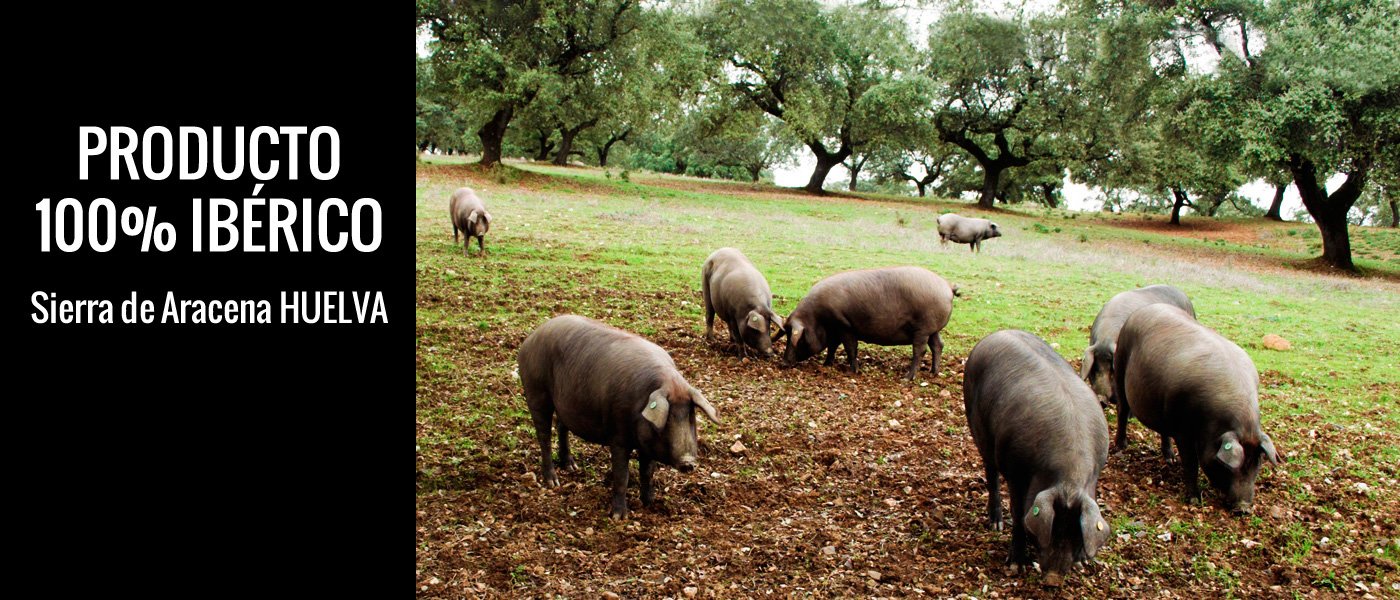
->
1099;216;1264;245
415;284;1400;599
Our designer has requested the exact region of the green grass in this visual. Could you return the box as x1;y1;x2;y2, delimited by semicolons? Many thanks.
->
418;157;1400;430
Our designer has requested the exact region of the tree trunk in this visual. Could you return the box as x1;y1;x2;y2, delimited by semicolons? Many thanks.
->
1170;186;1190;225
1265;183;1287;221
534;130;554;161
1039;182;1059;208
1203;191;1228;217
978;165;1004;209
1389;200;1397;228
553;128;577;166
552;119;598;166
804;142;851;194
747;164;762;182
476;106;513;167
1290;155;1367;271
596;128;629;168
845;155;866;192
916;182;927;197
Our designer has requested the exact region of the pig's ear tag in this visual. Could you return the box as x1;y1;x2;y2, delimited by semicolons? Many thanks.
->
1096;520;1104;531
1223;442;1233;450
648;402;657;409
1032;506;1040;516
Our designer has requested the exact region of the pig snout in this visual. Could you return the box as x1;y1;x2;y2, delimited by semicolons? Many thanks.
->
676;455;697;472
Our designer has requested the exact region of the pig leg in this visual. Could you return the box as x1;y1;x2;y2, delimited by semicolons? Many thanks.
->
1179;442;1202;504
556;423;576;471
530;404;559;488
930;331;944;375
823;341;839;366
702;293;715;341
985;464;1003;531
452;223;459;243
727;321;747;358
842;333;860;373
609;445;632;520
639;456;657;506
1112;400;1131;452
906;333;928;380
1159;435;1176;464
476;235;486;256
1007;479;1031;571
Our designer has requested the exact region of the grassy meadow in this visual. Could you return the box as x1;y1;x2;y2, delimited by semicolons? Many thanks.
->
416;156;1399;598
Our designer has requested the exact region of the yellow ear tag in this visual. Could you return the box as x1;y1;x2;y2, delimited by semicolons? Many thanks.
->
1096;521;1104;531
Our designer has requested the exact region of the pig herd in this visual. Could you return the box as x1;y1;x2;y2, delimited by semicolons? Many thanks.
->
455;189;1281;588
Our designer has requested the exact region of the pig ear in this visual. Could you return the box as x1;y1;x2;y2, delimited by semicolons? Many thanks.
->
1260;431;1282;465
1024;489;1056;546
641;389;670;430
770;314;790;343
1080;348;1095;378
765;308;784;332
467;209;481;225
744;310;765;332
1078;496;1110;558
789;322;805;347
1216;432;1244;470
689;386;721;425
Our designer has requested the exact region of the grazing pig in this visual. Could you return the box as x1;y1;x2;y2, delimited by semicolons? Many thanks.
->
701;248;783;358
517;315;721;519
937;213;1001;252
1082;285;1196;405
774;266;954;380
449;187;492;256
1112;304;1281;514
964;330;1111;586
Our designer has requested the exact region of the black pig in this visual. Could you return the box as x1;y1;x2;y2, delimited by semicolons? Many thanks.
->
518;315;721;519
1113;304;1281;513
965;330;1111;586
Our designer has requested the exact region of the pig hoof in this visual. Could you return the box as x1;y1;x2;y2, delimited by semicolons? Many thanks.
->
1004;563;1022;576
988;520;1003;531
555;458;577;471
609;509;628;521
543;473;560;488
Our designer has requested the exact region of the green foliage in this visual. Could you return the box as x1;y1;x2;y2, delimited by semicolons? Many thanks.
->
699;0;927;189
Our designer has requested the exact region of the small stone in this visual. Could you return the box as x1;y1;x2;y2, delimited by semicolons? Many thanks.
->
894;400;903;408
888;419;901;428
683;586;698;598
428;577;441;585
939;389;951;398
603;592;621;600
822;545;837;555
1158;532;1172;542
1262;334;1292;351
1354;482;1371;494
884;498;899;507
867;570;882;581
730;440;747;454
1241;538;1260;549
